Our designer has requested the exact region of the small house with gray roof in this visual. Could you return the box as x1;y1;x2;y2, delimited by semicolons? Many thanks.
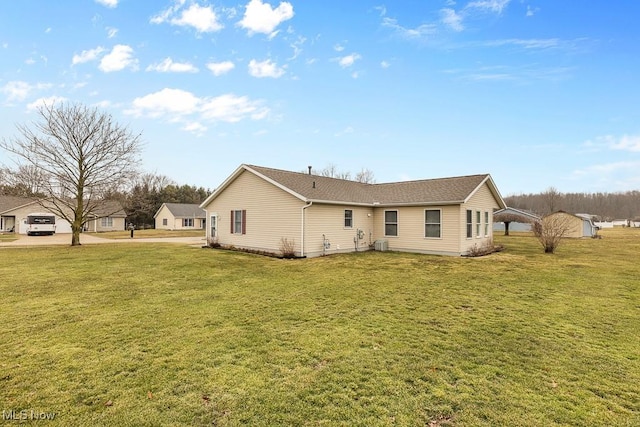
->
154;203;206;230
200;164;507;257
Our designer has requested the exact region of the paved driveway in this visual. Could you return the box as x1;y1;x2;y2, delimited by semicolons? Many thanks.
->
0;233;206;247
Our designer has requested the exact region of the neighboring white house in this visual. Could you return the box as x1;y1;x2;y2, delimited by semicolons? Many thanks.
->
200;164;507;258
154;203;206;230
0;195;126;234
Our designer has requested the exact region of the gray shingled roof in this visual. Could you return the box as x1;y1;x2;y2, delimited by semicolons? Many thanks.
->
88;200;127;217
163;203;206;218
0;196;125;217
247;165;492;206
0;195;38;214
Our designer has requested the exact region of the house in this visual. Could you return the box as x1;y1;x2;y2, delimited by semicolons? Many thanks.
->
493;207;540;233
0;195;126;234
154;203;206;230
83;200;128;232
199;164;507;258
544;211;598;238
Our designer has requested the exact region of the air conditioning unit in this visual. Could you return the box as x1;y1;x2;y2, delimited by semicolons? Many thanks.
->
374;239;388;251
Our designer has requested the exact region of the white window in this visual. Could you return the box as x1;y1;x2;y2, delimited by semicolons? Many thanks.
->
385;210;398;236
344;209;353;228
476;211;481;238
162;218;167;226
183;218;194;227
101;217;113;227
425;209;441;238
466;210;473;238
484;211;490;237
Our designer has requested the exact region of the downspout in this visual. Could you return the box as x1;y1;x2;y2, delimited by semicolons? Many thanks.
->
301;201;313;257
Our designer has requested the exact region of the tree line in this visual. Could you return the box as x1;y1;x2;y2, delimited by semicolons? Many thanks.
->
505;187;640;220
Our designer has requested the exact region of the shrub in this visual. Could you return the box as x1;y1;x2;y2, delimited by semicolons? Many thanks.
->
207;236;220;248
532;213;574;254
465;239;503;257
279;237;296;258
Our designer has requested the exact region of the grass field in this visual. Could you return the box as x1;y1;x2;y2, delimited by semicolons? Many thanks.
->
88;229;206;239
1;229;638;426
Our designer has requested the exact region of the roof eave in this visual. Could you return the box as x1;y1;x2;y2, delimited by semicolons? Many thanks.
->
464;175;507;210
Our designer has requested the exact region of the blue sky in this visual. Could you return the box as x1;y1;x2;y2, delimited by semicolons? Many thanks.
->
1;0;639;195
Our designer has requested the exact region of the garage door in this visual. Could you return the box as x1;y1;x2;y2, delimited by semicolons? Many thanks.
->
55;217;72;234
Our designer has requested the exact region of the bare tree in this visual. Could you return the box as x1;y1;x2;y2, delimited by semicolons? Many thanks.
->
320;164;351;180
307;164;375;182
1;164;49;196
541;186;562;215
532;213;575;253
1;102;142;245
355;168;376;184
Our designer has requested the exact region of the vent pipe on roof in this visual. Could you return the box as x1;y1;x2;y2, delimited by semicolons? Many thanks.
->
308;166;312;175
313;181;316;189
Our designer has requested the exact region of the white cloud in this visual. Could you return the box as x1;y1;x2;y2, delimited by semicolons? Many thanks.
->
1;81;32;102
146;58;198;73
206;61;235;76
441;8;464;31
151;2;223;33
381;60;390;69
72;47;105;65
588;134;640;152
96;0;118;7
482;38;560;49
238;0;294;36
1;81;52;102
374;6;387;17
93;100;112;109
335;53;361;68
334;126;354;137
126;88;269;127
610;135;640;152
27;96;68;111
128;88;200;118
99;44;137;72
382;17;437;40
182;121;207;135
289;35;306;60
466;0;511;14
201;94;268;122
334;43;345;52
248;59;286;78
106;27;118;38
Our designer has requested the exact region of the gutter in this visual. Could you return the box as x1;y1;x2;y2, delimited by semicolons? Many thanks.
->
300;201;313;257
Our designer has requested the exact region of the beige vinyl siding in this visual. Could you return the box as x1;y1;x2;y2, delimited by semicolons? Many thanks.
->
372;205;461;255
87;217;125;232
304;204;374;257
154;205;175;230
202;170;304;255
544;212;583;238
459;182;501;254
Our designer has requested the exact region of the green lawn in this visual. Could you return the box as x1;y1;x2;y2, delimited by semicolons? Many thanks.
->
1;229;638;426
87;228;205;239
